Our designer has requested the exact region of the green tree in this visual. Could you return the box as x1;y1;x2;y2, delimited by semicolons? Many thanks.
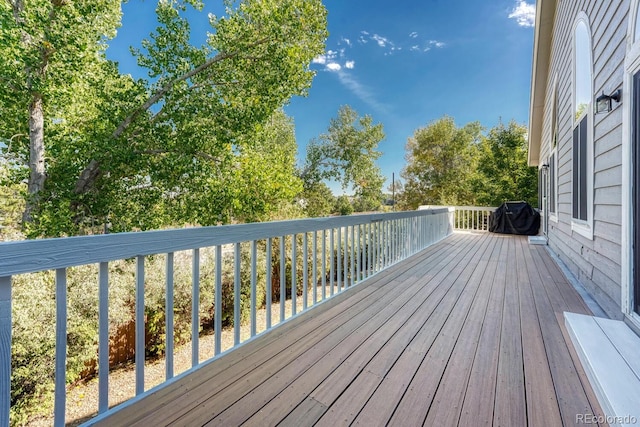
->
334;195;353;216
300;182;335;217
473;121;538;207
0;152;25;240
400;116;482;209
0;0;123;223
1;0;328;236
301;105;385;209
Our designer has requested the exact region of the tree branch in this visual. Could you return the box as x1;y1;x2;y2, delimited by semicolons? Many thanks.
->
75;37;271;195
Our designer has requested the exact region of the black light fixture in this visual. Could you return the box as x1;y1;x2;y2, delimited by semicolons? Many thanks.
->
595;89;622;114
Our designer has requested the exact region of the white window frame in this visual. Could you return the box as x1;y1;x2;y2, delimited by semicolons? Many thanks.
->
622;0;640;325
571;13;594;240
549;148;558;222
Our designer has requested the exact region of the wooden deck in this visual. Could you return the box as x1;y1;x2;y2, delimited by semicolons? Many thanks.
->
94;232;606;426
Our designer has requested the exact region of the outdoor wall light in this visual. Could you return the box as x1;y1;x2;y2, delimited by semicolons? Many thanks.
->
595;89;622;114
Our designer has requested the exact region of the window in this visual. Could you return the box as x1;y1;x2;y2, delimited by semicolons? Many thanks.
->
572;17;592;231
573;117;588;220
549;151;556;214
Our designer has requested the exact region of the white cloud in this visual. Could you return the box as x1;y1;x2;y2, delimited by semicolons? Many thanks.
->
372;34;391;48
312;50;339;66
428;40;445;48
345;60;355;69
409;32;418;38
326;62;342;72
509;1;535;28
312;55;327;65
335;71;390;115
341;37;352;47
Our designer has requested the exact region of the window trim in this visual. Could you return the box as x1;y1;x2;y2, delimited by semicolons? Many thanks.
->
622;0;640;324
549;149;558;222
549;77;559;223
571;13;594;240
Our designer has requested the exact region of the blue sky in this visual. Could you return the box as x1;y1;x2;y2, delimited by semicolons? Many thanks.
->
106;0;536;194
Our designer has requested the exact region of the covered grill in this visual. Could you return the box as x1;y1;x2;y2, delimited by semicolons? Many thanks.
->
488;201;540;235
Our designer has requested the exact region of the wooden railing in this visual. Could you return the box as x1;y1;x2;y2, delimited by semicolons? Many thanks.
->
0;208;453;427
418;206;496;231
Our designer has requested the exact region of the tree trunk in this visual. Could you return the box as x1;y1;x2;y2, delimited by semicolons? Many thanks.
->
23;94;46;224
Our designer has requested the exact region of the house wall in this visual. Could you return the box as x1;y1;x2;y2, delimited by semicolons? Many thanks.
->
539;0;627;319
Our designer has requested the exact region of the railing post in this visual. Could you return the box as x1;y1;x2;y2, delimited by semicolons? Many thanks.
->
0;276;11;427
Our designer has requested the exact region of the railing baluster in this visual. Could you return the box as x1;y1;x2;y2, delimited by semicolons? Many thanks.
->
292;235;297;316
322;230;327;301
354;224;362;283
251;240;257;337
350;225;355;287
54;268;67;427
368;223;373;277
135;256;145;395
98;262;109;413
330;229;335;296
0;276;12;427
303;233;308;310
337;227;342;293
191;249;200;367
166;252;174;380
234;243;241;345
266;238;272;330
342;226;347;290
0;276;11;427
215;246;222;355
312;232;317;304
280;237;285;323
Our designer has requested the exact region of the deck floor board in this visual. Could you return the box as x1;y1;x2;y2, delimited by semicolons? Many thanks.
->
94;232;605;427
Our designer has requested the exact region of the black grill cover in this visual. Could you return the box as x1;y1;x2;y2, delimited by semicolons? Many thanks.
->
488;201;540;235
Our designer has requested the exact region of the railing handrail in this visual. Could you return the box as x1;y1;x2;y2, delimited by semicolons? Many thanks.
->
0;208;451;277
418;205;497;212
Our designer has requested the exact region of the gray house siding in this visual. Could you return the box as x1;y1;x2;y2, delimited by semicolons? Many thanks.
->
537;0;626;319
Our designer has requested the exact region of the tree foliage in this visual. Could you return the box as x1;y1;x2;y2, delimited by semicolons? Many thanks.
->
473;121;538;207
0;154;25;240
0;0;328;236
400;116;482;209
398;117;537;209
300;182;335;217
301;105;385;214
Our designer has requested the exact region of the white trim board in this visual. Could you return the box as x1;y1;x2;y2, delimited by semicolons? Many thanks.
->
564;312;640;426
528;235;547;245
